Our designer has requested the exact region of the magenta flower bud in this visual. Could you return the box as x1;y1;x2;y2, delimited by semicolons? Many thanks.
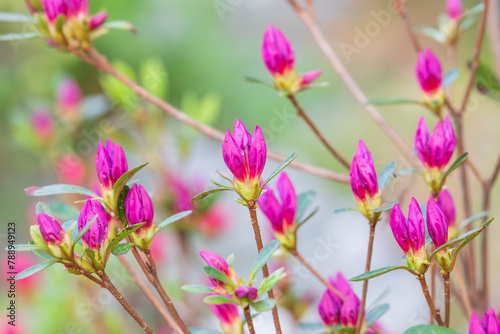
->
300;69;323;86
407;197;426;252
261;24;295;76
42;0;65;22
437;189;456;227
89;12;108;29
390;203;411;253
415;116;456;169
340;292;361;327
37;213;64;244
96;140;128;189
66;0;88;18
447;0;462;21
222;119;266;184
125;184;154;231
469;308;500;334
57;78;82;111
416;49;443;94
31;109;54;141
199;250;236;289
318;287;343;326
78;199;109;250
331;272;353;297
258;173;296;235
209;300;242;334
350;140;379;202
427;198;449;248
235;286;258;301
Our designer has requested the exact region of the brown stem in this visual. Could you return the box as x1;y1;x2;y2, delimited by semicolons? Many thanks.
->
117;255;183;332
417;275;444;326
98;272;154;334
287;95;350;169
430;262;436;325
355;224;376;334
247;204;282;334
443;273;451;327
487;0;500;79
73;48;349;184
286;0;422;172
244;306;256;334
394;0;423;52
291;250;344;300
454;263;473;317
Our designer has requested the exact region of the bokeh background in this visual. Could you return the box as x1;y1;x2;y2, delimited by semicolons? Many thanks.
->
1;0;499;333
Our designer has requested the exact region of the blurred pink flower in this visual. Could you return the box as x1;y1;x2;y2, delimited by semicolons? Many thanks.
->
31;108;54;142
58;153;85;185
57;78;82;113
3;252;38;294
198;204;229;237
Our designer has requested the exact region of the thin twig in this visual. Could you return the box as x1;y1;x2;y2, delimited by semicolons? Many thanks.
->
244;306;256;334
443;273;451;327
394;0;423;52
286;0;422;172
430;262;436;325
287;95;350;169
248;204;282;334
454;263;473;317
355;224;376;334
487;0;500;79
417;275;445;326
72;48;349;184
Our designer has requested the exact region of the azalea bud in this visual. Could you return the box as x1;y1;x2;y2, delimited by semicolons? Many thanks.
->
427;198;449;248
437;189;456;227
469;308;500;334
234;286;258;301
318;286;342;326
78;199;109;251
57;78;82;115
199;250;238;290
340;292;360;327
96;140;128;190
331;272;353;297
222;119;266;201
89;12;108;29
210;300;244;334
37;212;64;243
416;49;444;113
300;69;323;87
447;0;462;21
390;203;411;254
125;184;155;250
31;109;54;142
257;173;297;250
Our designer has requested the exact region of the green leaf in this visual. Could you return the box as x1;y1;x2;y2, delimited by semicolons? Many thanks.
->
181;285;214;294
156;210;193;231
440;153;468;185
349;266;412;282
85;248;98;266
116;185;130;226
297;207;319;228
403;325;459;334
332;207;358;214
366;303;390;325
103;21;138;35
12;244;44;252
463;3;484;18
15;260;58;280
244;76;275;88
182;92;222;127
35;202;55;217
295;191;316;223
188;328;221;334
26;184;97;198
262;151;300;188
258;267;286;295
28;240;54;261
459;211;489;229
251;299;276;312
106;223;145;255
371;200;397;213
0;32;40;41
201;266;234;286
378;161;395;191
191;188;232;204
413;26;446;43
203;295;235;305
399;168;419;176
113;163;148;204
111;242;135;255
100;60;138;110
47;201;80;221
71;215;97;251
298;323;326;331
0;12;35;22
366;98;424;106
140;57;168;100
249;240;280;282
443;69;459;89
226;254;235;267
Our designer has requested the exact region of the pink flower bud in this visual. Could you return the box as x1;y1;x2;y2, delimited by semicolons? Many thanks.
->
37;212;64;244
222;119;266;184
447;0;462;21
469;308;500;334
318;286;343;326
258;173;296;236
125;184;154;231
416;49;442;94
209;300;243;334
262;24;295;76
415;116;456;169
427;198;449;248
58;153;85;185
57;78;82;112
437;189;456;227
390;203;411;254
199;250;236;289
235;286;258;301
89;12;108;30
350;140;379;202
300;69;323;87
31;109;54;141
42;0;65;22
340;292;361;327
407;197;426;252
78;199;109;250
96;140;128;189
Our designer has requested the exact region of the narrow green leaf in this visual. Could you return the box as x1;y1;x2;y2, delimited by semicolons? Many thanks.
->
0;12;35;22
332;207;358;214
249;240;280;282
12;244;44;252
113;163;148;203
28;240;54;261
191;188;232;204
156;210;193;231
111;242;135;255
203;295;235;305
440;153;468;184
251;299;276;312
226;254;235;267
371;200;397;213
244;76;275;88
366;98;424;106
181;285;214;294
443;69;459;89
349;266;412;281
403;325;459;334
15;260;58;280
106;223;145;255
297;207;319;227
103;21;138;35
35;202;55;217
366;303;390;325
202;266;234;286
47;201;80;221
71;215;97;251
295;191;316;223
298;323;326;331
459;211;488;229
188;328;221;334
85;248;97;266
413;26;446;43
262;151;300;188
116;185;130;226
399;168;419;176
463;3;484;18
26;184;97;198
378;161;396;191
0;32;40;41
258;267;286;295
